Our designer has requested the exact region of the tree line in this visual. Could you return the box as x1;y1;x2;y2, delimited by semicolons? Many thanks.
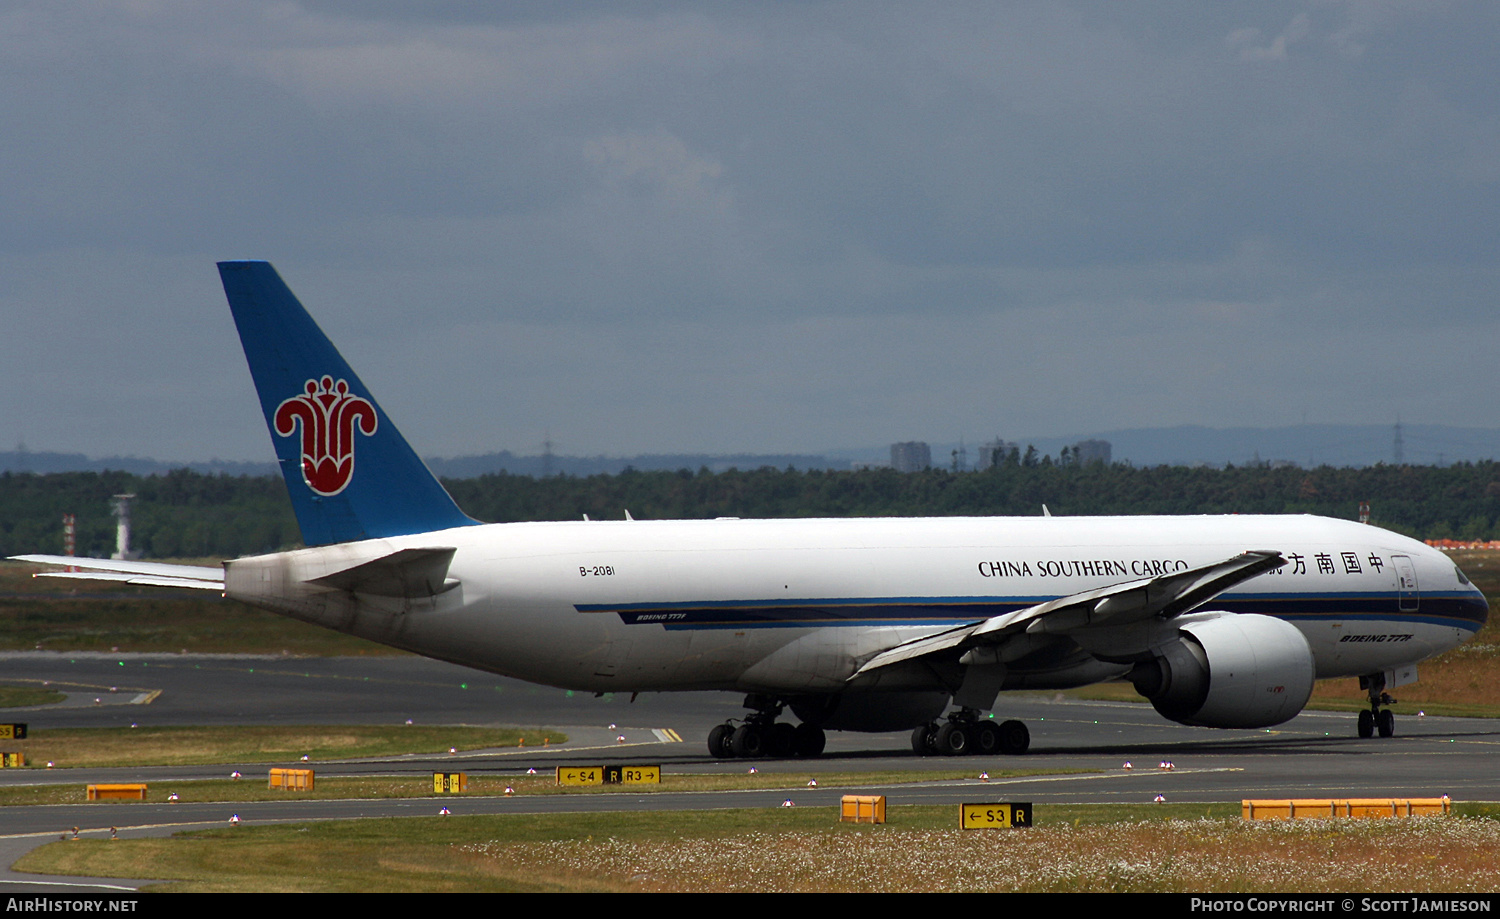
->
4;460;1499;559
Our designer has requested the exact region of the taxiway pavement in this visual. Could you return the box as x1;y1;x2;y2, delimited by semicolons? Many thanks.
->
2;652;1497;892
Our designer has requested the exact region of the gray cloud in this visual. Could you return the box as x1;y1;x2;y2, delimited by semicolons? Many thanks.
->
2;1;1497;461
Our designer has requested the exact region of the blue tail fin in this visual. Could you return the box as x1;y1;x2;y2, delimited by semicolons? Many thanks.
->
218;260;478;546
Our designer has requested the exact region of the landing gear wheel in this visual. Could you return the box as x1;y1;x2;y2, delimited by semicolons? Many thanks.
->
972;721;1001;756
730;724;765;758
707;723;734;758
767;722;797;758
934;722;969;756
793;722;826;758
1358;675;1396;740
997;719;1030;756
911;724;935;755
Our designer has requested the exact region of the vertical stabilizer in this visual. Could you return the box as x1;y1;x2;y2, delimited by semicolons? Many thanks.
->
217;260;478;546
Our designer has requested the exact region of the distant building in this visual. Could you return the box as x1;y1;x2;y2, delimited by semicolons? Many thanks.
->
949;441;968;472
977;438;1019;470
1071;439;1111;466
890;441;932;473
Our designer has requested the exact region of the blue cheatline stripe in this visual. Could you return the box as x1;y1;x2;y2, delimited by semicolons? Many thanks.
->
576;595;1033;611
661;619;980;631
578;588;1482;612
576;591;1486;632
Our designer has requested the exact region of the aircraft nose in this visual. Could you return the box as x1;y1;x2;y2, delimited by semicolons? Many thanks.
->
1434;549;1488;629
1465;586;1490;630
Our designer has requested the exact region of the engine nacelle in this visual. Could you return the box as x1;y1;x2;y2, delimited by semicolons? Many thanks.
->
1128;613;1315;729
789;691;949;733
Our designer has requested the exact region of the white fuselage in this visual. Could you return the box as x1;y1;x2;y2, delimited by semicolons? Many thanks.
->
224;513;1486;700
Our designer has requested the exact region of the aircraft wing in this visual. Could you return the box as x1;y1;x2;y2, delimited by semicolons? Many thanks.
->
8;555;225;591
851;549;1284;677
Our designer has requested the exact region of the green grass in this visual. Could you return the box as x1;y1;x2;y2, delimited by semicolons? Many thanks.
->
0;684;65;707
0;725;555;768
12;805;1236;893
19;803;1500;893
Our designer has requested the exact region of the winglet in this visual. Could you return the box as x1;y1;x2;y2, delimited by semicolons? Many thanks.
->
217;261;479;546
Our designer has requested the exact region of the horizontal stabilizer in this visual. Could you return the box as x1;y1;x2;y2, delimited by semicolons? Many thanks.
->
852;550;1284;678
307;547;459;598
34;571;225;590
10;555;225;591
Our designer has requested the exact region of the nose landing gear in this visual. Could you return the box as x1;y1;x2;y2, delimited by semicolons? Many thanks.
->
1357;674;1397;739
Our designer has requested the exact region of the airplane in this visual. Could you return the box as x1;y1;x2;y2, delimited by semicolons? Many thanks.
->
14;261;1489;758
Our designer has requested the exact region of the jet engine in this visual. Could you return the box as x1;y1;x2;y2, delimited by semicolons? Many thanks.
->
790;690;950;733
1127;614;1315;729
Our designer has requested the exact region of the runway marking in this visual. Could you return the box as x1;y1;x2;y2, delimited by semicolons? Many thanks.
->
868;767;1245;791
0;678;165;709
199;736;685;767
0;821;225;840
506;740;676;755
0;878;144;891
654;729;683;743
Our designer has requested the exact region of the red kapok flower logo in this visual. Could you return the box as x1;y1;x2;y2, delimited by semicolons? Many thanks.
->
274;376;378;496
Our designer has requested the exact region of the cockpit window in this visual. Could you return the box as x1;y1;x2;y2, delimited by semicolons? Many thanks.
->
1455;565;1472;586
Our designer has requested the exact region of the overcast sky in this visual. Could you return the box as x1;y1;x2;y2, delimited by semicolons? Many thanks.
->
3;1;1497;463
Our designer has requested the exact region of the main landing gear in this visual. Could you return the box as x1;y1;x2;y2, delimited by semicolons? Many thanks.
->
1357;673;1397;739
911;709;1030;756
706;695;826;759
